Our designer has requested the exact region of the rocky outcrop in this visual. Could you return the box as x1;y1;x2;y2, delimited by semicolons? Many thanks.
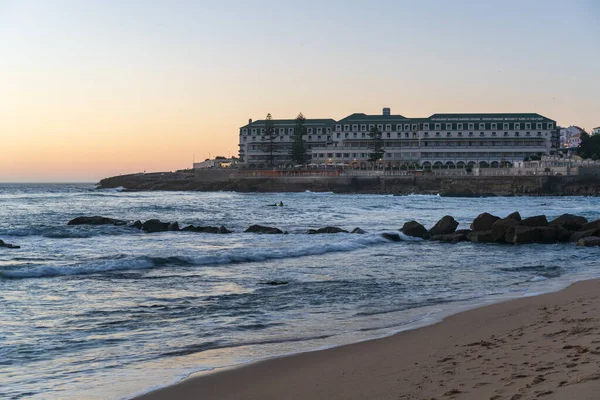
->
0;239;20;249
381;232;401;242
577;237;600;247
549;214;588;231
467;230;494;243
519;215;548;227
142;219;172;233
429;216;459;236
130;220;143;229
505;211;522;221
470;213;500;232
431;231;469;244
401;221;428;239
581;218;600;232
68;216;128;226
569;229;600;243
490;217;520;242
182;225;232;234
308;227;349;234
351;227;366;234
244;225;284;234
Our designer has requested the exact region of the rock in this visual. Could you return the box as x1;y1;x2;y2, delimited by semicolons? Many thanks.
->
142;219;171;233
429;215;459;236
401;221;428;239
581;218;600;232
490;218;520;242
308;227;349;234
431;232;468;244
577;237;600;247
67;216;128;226
168;222;180;231
351;227;366;234
519;215;548;227
381;232;401;242
470;213;500;231
507;226;557;244
0;239;20;249
569;229;600;243
556;227;574;242
130;220;143;229
260;281;289;285
467;230;494;243
505;211;522;221
549;214;588;231
218;226;232;234
244;225;284;234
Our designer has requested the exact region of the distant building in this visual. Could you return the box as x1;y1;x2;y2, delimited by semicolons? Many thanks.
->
560;126;586;148
239;109;556;169
193;158;236;169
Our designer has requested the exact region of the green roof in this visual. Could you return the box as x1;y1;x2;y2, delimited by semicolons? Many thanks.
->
429;113;555;122
336;113;408;124
241;118;335;129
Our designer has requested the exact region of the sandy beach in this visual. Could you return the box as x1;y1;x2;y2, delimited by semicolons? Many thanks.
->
136;279;600;400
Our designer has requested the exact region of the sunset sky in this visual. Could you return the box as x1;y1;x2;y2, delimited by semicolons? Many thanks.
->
1;0;599;182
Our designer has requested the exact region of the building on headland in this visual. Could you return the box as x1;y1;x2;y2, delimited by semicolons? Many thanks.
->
559;126;586;149
239;109;556;169
193;158;237;169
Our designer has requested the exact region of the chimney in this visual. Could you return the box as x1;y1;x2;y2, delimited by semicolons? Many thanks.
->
382;107;390;116
248;118;253;124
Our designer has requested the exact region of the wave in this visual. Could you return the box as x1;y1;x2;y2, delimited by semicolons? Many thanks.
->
499;265;562;278
0;235;389;279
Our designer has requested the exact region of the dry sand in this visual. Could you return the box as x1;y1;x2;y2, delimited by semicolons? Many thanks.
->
136;279;600;400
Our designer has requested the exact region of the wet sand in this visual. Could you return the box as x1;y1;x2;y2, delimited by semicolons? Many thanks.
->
136;279;600;400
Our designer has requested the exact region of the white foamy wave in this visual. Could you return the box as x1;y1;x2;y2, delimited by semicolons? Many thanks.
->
398;232;424;241
0;235;389;279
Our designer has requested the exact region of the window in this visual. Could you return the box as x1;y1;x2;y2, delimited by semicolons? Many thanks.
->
335;125;341;131
360;124;366;131
386;132;391;138
514;123;520;130
412;124;417;131
491;123;497;130
251;128;256;134
396;124;403;131
308;135;312;140
457;123;463;130
404;124;410;131
446;123;452;130
536;123;542;130
435;123;441;130
435;132;440;136
307;128;313;134
377;124;383;131
386;124;391;131
424;123;430;130
336;133;340;138
503;123;509;130
548;123;554;129
405;133;409;138
479;123;486;130
317;128;322;134
468;123;474;130
504;132;508;137
317;135;321;140
525;123;531;130
352;124;358;131
326;127;331;133
344;125;350;131
480;132;485;137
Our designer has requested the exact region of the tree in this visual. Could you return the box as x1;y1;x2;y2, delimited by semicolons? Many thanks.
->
367;126;385;162
578;131;600;159
290;113;307;165
261;113;278;166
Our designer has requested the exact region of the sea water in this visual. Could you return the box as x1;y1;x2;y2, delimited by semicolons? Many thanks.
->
1;184;599;399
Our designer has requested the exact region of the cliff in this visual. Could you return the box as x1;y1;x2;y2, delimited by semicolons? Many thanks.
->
98;171;600;196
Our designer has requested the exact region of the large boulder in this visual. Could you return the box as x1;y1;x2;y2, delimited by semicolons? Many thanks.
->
505;211;522;221
490;218;520;242
470;213;500;231
581;219;600;232
130;220;143;230
508;226;542;244
168;222;180;231
519;215;548;227
431;232;469;244
569;229;600;243
142;219;171;233
549;214;588;231
401;221;428;239
467;230;494;243
68;216;128;226
182;225;232;234
381;232;401;242
577;236;600;247
244;225;284;234
0;239;20;249
429;215;459;236
351;227;366;234
308;227;348;234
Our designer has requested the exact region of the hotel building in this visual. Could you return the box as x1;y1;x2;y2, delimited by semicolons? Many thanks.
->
239;109;556;169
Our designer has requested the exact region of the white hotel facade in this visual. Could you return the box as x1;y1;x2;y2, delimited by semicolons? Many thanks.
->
239;109;556;169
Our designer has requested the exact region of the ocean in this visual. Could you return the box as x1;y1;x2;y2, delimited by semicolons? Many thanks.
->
1;184;599;399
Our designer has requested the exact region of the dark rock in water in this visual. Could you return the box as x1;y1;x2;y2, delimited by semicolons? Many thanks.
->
68;216;128;226
381;232;401;242
470;213;500;232
519;215;548;227
577;236;600;247
401;221;428;239
183;225;233;234
467;230;494;243
508;226;557;244
429;215;459;236
490;218;520;243
261;281;289;285
505;211;522;221
351;227;366;234
308;226;349;234
569;229;600;243
549;214;588;231
580;218;600;232
218;226;232;234
244;225;284;234
0;239;20;249
168;222;180;231
431;232;468;244
555;227;574;243
142;219;171;233
130;220;143;229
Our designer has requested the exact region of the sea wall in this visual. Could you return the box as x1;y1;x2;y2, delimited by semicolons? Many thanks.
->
98;171;600;196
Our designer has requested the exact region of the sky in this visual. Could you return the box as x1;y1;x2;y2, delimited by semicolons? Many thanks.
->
1;0;599;182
